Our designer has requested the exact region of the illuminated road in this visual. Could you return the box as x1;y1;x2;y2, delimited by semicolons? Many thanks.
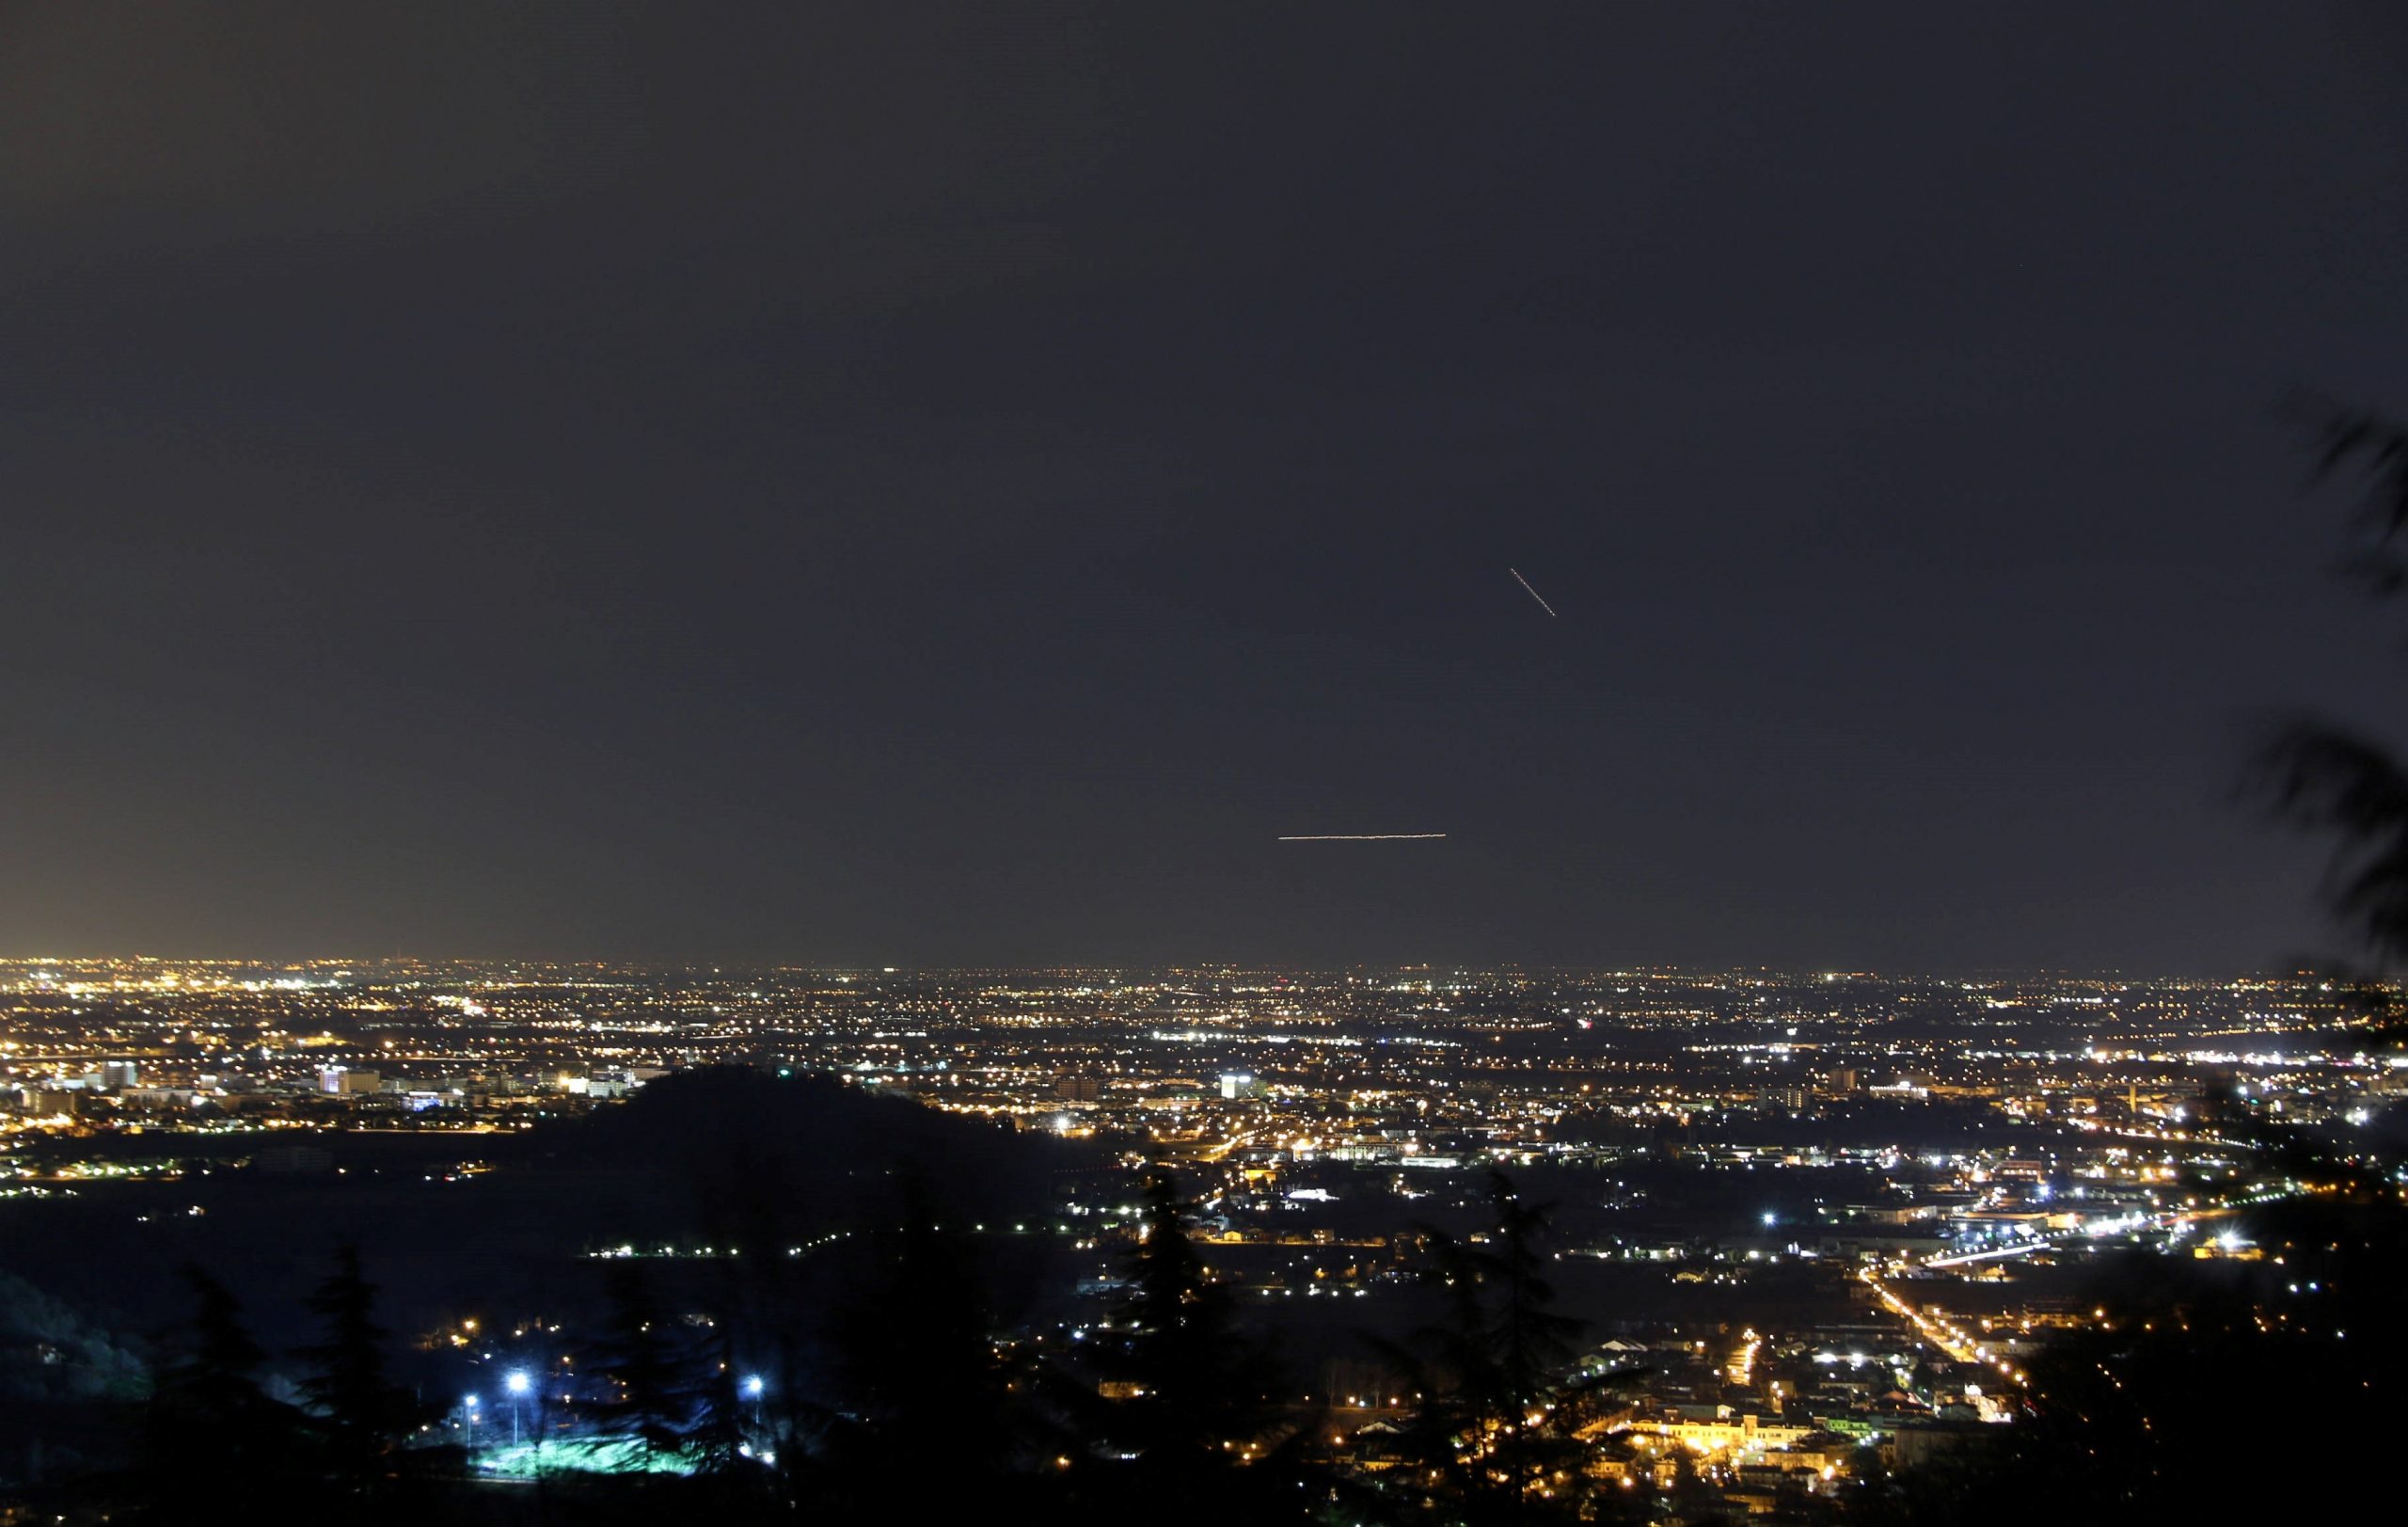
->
1199;1127;1263;1163
1859;1265;2028;1386
1866;1186;2303;1388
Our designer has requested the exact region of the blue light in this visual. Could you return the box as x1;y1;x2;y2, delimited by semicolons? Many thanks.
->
505;1370;532;1396
742;1375;766;1398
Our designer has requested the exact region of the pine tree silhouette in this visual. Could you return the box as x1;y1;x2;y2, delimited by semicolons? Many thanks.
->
1067;1166;1315;1524
1380;1172;1603;1524
1112;1168;1274;1461
588;1261;695;1467
809;1169;1030;1518
296;1244;438;1503
139;1266;311;1519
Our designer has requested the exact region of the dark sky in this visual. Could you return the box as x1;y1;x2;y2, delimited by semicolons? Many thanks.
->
7;4;2408;971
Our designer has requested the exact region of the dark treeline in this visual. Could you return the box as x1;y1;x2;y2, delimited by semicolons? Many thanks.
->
136;1252;452;1525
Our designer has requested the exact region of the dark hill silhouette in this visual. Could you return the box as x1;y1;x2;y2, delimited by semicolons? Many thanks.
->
561;1066;1088;1233
0;1068;1106;1389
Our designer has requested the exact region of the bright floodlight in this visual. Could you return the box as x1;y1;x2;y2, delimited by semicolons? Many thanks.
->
1762;1212;1778;1226
742;1375;766;1398
464;1393;481;1408
505;1370;531;1396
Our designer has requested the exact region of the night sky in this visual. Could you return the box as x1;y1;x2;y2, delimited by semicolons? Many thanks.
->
7;5;2408;971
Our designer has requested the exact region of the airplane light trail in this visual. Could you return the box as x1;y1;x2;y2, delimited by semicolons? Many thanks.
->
1508;566;1559;617
1276;833;1448;841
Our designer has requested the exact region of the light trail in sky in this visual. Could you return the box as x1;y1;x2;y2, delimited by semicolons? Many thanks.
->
1276;833;1448;841
1508;566;1559;617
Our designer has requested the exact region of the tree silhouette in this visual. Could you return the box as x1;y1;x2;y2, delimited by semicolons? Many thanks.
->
587;1261;695;1467
1109;1168;1281;1459
2254;402;2408;1013
296;1244;436;1503
2226;397;2408;1199
1378;1172;1610;1524
680;1317;753;1476
1063;1166;1310;1523
1915;398;2408;1523
806;1169;1041;1519
139;1266;310;1516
